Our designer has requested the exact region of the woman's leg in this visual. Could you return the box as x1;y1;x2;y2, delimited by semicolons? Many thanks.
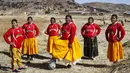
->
50;57;56;63
91;37;98;60
10;48;20;72
30;55;34;60
84;37;92;58
26;55;31;64
27;55;30;60
17;48;25;70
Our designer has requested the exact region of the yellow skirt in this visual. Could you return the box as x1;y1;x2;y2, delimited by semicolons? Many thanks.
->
107;42;124;62
47;36;60;54
52;37;82;62
22;38;38;55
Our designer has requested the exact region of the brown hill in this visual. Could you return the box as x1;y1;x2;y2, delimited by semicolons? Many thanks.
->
82;2;130;13
0;1;130;15
0;0;81;15
0;0;77;10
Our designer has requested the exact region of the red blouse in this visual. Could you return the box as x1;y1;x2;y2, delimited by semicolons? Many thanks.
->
81;23;101;38
46;23;61;36
22;23;39;38
3;27;24;49
61;22;76;44
105;22;125;42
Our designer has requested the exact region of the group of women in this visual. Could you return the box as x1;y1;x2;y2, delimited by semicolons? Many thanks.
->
3;14;125;72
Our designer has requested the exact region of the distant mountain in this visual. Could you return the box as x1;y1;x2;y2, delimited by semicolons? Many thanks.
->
82;2;130;13
0;0;81;15
0;0;78;10
0;1;129;15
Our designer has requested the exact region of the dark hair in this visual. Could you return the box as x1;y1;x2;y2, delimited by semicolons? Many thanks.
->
27;16;33;21
111;14;118;20
88;17;94;22
65;14;72;20
50;17;56;22
11;19;17;24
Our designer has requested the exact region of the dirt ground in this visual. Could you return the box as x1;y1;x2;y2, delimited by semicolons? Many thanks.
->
0;15;130;73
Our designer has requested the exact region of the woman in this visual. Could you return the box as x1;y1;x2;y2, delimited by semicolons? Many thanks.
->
105;14;125;63
51;15;82;68
22;17;39;62
81;17;101;60
45;17;60;59
3;19;25;72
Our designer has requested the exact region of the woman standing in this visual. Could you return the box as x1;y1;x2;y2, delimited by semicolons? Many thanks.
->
81;17;101;60
50;15;82;68
3;19;25;72
105;14;125;63
22;17;39;62
45;17;61;59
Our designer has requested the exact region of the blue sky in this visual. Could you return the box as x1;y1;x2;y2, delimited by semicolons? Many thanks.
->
75;0;130;5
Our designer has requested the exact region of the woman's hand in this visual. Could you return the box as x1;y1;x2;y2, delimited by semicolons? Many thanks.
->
10;42;16;47
44;30;48;35
68;44;72;48
91;36;95;40
10;42;14;45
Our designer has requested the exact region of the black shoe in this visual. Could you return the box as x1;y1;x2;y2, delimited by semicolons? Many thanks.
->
91;57;96;60
12;69;20;72
26;61;31;64
30;55;34;60
50;58;56;63
30;58;33;61
18;67;26;70
67;64;72;68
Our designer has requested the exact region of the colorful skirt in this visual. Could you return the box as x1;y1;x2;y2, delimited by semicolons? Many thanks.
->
51;37;82;63
22;38;38;55
47;36;60;54
84;37;98;58
107;42;124;62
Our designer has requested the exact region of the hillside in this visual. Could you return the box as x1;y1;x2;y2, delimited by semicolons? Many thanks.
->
0;0;82;15
82;2;130;13
1;1;130;15
0;0;77;10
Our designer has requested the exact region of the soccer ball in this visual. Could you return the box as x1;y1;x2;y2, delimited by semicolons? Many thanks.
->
48;62;56;70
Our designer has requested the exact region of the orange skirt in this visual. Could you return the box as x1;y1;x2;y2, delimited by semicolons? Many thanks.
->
107;42;124;62
22;38;38;55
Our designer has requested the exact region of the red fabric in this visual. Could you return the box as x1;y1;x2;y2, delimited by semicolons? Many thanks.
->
3;27;24;49
46;23;61;36
105;22;125;42
81;23;101;38
61;22;76;44
22;23;39;38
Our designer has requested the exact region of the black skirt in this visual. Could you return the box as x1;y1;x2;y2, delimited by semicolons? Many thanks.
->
84;37;98;58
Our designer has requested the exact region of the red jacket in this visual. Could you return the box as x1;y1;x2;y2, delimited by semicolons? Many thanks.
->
105;22;125;42
81;23;101;38
22;23;39;38
3;27;24;49
61;22;76;44
45;23;61;36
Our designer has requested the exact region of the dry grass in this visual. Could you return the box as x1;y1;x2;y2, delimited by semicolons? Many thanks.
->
0;15;49;42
